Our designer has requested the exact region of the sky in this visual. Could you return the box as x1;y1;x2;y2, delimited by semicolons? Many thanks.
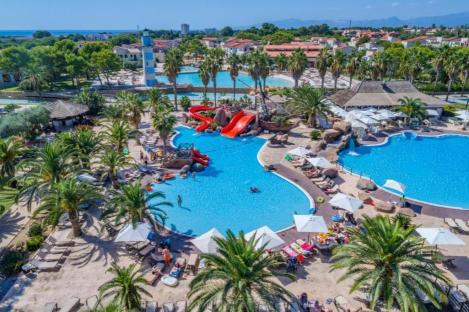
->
0;0;468;30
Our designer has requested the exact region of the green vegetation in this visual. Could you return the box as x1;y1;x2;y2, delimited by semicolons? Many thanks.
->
285;86;327;128
0;248;27;276
188;230;295;311
180;95;191;112
0;106;49;139
163;48;184;110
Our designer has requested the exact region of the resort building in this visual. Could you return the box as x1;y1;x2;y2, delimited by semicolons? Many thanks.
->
141;31;157;87
153;39;181;62
113;45;142;64
202;37;223;48
45;100;89;130
329;80;447;114
264;41;324;65
221;38;256;55
181;23;190;36
401;36;430;48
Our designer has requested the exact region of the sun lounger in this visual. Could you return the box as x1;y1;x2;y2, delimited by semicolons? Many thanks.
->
44;302;58;312
61;297;80;312
324;184;339;194
40;245;71;254
139;244;155;256
170;258;186;278
282;246;298;258
291;243;312;256
145;301;158;312
163;302;175;312
310;176;326;182
186;253;199;275
30;259;61;272
175;301;187;312
455;219;469;234
145;263;165;285
47;236;74;247
445;218;459;231
334;296;362;312
35;250;65;262
296;239;315;252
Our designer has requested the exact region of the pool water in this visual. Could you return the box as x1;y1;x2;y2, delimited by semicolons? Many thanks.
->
175;92;254;101
156;71;293;88
0;98;42;105
339;132;469;209
148;126;311;236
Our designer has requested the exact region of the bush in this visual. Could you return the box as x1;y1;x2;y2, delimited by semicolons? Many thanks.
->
0;248;26;276
0;106;49;139
271;115;290;126
310;129;321;140
28;223;43;237
442;105;457;117
180;96;191;112
26;235;44;252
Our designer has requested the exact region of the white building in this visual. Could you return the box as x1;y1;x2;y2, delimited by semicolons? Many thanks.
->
113;45;142;64
202;37;223;48
221;38;256;55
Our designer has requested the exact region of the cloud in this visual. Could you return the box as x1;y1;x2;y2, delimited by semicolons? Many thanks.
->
391;2;400;6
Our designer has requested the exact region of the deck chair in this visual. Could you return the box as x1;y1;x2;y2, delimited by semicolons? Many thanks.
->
163;302;175;312
30;259;61;272
455;219;469;234
61;297;81;312
335;296;362;312
445;218;459;232
35;250;65;262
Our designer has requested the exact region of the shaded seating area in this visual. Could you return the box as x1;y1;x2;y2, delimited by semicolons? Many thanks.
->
44;100;89;131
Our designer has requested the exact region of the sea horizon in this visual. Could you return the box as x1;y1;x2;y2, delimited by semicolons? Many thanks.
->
0;29;136;37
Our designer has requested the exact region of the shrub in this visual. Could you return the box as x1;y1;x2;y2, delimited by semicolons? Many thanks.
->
310;129;321;140
0;248;27;276
0;106;49;139
26;235;44;252
271;115;290;126
442;105;457;117
180;96;191;112
28;223;43;237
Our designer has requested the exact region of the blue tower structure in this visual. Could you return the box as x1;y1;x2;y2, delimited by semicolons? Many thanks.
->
141;30;156;86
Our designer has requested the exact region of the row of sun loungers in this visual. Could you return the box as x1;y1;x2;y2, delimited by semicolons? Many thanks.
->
445;218;469;234
23;236;75;273
144;300;187;312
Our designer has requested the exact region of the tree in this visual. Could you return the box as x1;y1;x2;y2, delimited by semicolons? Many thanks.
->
330;50;345;91
458;48;469;96
100;120;133;154
431;45;451;94
35;178;101;237
58;127;100;170
147;88;171;112
116;91;146;129
267;31;295;45
0;137;24;182
285;86;327;128
0;107;49;139
188;230;295;311
151;108;176;157
163;48;184;111
0;46;30;79
330;215;450;312
101;181;172;230
32;30;52;39
91;49;122;85
99;149;134;189
275;53;288;71
397;97;427;125
228;53;241;99
206;48;225;106
288;48;308;88
99;263;151;312
346;50;362;88
17;142;77;209
372;51;390;81
199;60;211;98
18;63;47;94
444;52;462;101
315;47;331;89
74;87;106;115
219;26;234;37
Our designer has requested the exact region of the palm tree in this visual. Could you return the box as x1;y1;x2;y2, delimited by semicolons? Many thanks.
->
330;215;450;312
206;48;225;106
227;53;240;100
459;48;469;96
0;137;24;182
147;87;171;112
99;263;151;312
19;63;47;95
431;45;451;94
116;91;146;129
199;60;211;98
372;51;390;81
346;50;362;88
188;230;295;311
288;48;308;88
397;97;427;125
151;109;177;157
74;87;106;115
17;142;77;209
444;52;463;101
285;86;327;128
100;103;127;123
357;59;370;81
101;180;172;230
275;53;288;72
35;177;102;237
330;50;345;91
316;47;331;89
58;127;99;169
100;120;133;154
99;149;134;189
163;48;183;111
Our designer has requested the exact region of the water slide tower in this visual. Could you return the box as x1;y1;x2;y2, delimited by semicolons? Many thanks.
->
141;30;156;86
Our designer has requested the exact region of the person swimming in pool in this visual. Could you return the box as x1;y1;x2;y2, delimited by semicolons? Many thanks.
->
250;187;260;193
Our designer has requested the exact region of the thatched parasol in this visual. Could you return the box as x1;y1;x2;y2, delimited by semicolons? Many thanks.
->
45;100;89;120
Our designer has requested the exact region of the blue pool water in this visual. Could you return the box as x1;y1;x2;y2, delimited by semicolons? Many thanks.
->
156;71;293;88
175;92;254;101
339;132;469;209
0;98;42;105
148;126;311;236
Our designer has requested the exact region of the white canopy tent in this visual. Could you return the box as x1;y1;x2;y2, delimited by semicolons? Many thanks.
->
115;222;153;242
306;157;334;169
191;228;224;254
294;215;328;236
329;193;363;213
384;179;406;194
287;147;312;158
416;228;465;246
245;226;285;250
358;116;379;125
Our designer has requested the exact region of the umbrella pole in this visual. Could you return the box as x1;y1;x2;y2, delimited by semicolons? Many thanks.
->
307;233;310;244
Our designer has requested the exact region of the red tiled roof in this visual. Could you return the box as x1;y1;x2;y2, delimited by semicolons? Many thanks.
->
223;38;255;49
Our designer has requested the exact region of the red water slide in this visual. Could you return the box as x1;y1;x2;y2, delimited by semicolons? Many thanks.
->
189;105;216;132
191;148;210;166
221;111;256;138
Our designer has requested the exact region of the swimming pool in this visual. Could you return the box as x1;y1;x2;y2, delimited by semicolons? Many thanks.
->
175;92;254;101
155;71;293;88
339;132;469;209
148;126;312;236
0;98;42;105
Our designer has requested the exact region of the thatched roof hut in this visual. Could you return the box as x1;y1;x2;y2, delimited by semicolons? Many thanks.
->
329;81;446;109
45;100;89;120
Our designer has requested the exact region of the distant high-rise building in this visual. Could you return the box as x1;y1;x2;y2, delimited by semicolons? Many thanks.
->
141;30;156;87
181;24;190;36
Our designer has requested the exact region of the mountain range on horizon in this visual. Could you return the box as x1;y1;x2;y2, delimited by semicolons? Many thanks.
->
243;11;469;29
